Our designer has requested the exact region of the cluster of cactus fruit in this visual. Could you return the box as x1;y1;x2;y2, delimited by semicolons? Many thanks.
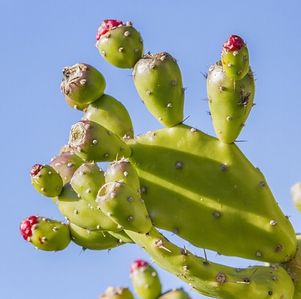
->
100;259;191;299
20;19;301;299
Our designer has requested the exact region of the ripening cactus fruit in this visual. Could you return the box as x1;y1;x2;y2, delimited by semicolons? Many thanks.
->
159;289;191;299
105;158;140;192
68;120;131;162
133;52;184;127
97;181;152;233
70;162;105;201
50;148;84;184
221;35;249;81
96;19;143;68
130;259;162;299
30;164;63;197
83;94;134;139
100;287;135;299
61;63;106;105
20;216;70;251
207;61;255;143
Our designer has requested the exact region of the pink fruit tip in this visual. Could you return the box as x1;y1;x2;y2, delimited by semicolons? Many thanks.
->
96;19;125;40
20;216;39;240
131;259;149;273
223;35;245;51
30;164;43;177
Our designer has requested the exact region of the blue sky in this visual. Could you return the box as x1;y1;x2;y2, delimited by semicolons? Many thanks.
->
2;1;301;298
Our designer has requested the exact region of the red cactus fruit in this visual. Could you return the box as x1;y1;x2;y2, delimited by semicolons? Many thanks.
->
96;19;124;40
20;216;39;240
223;35;245;51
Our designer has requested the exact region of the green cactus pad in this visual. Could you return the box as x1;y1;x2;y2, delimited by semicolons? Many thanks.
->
221;35;249;80
97;181;152;233
60;63;106;105
105;158;140;192
31;164;63;197
55;184;119;232
207;62;255;143
96;22;143;69
291;182;301;212
70;162;105;201
126;124;296;262
127;228;295;299
133;52;184;127
20;216;70;251
100;287;135;299
50;150;84;184
159;289;191;299
69;222;124;250
83;94;134;139
130;260;162;299
68;120;131;162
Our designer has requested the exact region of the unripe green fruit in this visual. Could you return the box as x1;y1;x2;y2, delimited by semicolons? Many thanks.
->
207;62;255;143
68;120;131;162
96;21;143;69
133;52;184;127
97;181;152;233
20;216;70;251
130;260;161;299
83;94;134;139
61;63;106;105
30;164;63;197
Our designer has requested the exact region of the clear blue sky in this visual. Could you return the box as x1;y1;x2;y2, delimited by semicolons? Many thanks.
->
2;1;301;298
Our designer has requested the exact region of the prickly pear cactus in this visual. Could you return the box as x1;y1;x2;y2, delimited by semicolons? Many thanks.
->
21;19;301;299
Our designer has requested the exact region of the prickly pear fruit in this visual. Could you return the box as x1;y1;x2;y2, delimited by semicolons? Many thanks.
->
83;94;134;139
127;227;295;299
65;95;89;111
69;222;123;250
70;162;105;201
96;20;143;68
68;120;131;162
221;35;249;80
97;181;152;233
50;149;84;184
159;289;191;299
56;183;119;232
291;182;301;212
30;164;63;197
128;124;296;262
130;259;161;299
100;287;134;299
61;63;106;105
133;52;184;127
105;158;140;192
20;216;70;251
281;235;301;299
207;62;255;143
